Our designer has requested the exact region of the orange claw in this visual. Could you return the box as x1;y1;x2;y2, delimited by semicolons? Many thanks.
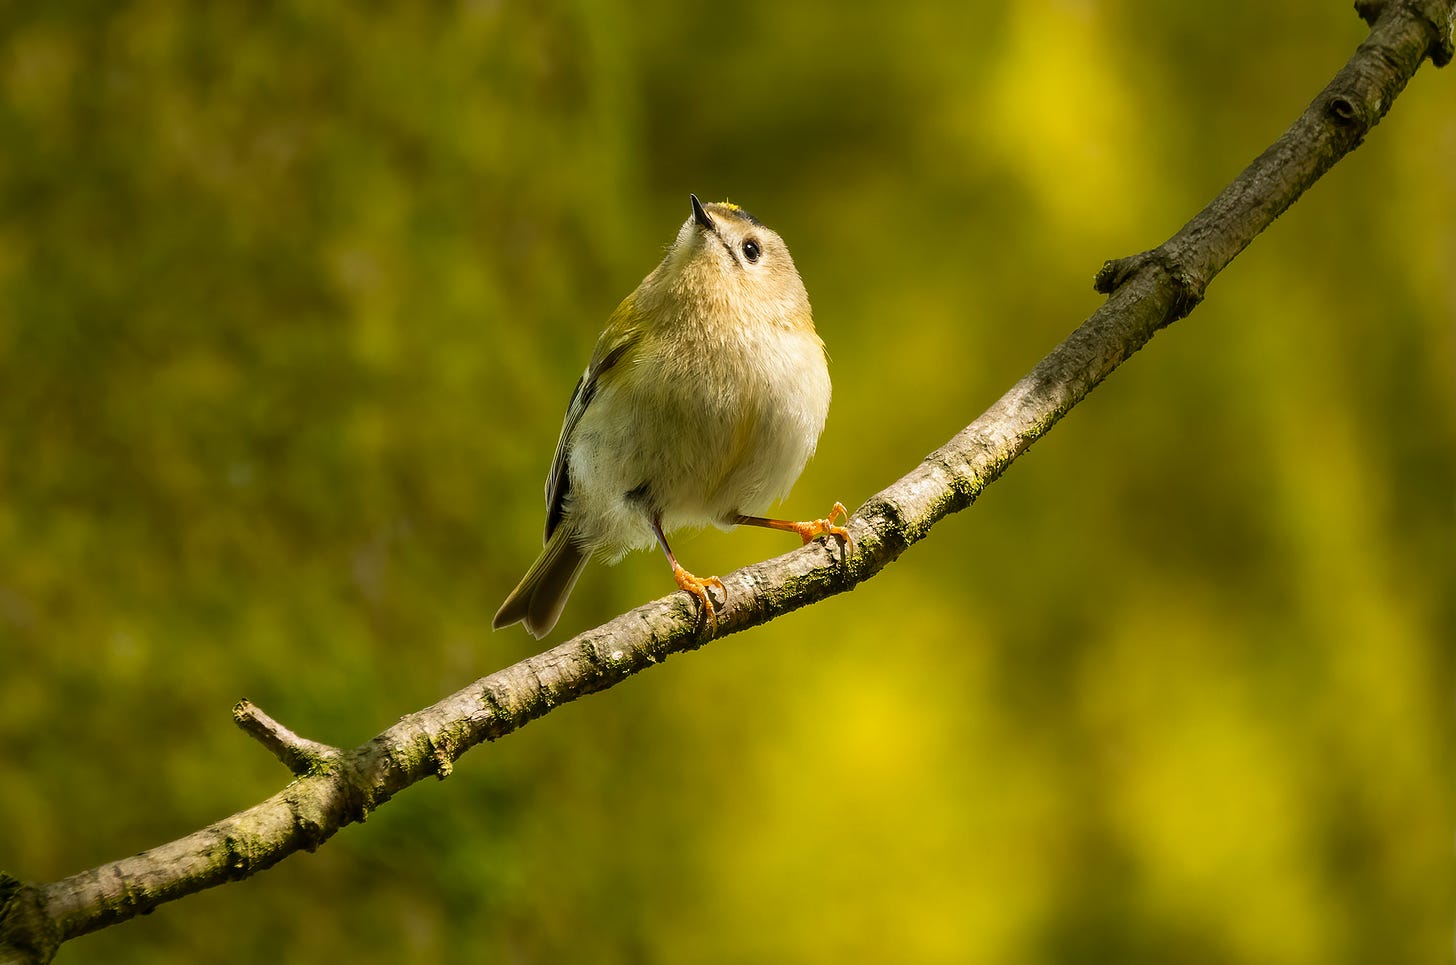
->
672;561;725;633
795;501;855;555
736;501;856;557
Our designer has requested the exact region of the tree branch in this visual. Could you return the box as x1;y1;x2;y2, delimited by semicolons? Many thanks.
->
2;3;1451;962
232;700;343;777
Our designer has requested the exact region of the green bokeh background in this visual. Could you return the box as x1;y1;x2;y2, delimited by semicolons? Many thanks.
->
2;2;1452;962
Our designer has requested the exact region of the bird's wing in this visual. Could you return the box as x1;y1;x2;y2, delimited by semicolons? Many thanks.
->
543;301;642;541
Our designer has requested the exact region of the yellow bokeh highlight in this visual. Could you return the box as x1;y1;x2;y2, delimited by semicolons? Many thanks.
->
986;0;1157;241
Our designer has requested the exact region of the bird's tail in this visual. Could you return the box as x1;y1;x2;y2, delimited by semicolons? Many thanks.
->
493;528;588;639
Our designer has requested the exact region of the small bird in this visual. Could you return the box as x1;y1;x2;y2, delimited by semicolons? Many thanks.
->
493;195;851;639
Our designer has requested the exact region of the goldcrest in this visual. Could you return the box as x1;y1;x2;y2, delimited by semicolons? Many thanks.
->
494;195;850;638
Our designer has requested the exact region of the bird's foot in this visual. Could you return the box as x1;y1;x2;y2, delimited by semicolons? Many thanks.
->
672;562;725;633
791;502;856;555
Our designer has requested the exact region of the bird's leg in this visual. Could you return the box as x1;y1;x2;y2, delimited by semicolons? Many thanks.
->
735;501;855;555
651;515;724;632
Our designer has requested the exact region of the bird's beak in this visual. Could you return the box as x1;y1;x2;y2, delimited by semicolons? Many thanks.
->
690;194;715;233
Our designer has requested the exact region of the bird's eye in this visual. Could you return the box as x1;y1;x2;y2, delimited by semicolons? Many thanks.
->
742;238;761;263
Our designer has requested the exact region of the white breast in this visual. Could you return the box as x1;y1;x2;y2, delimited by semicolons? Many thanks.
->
566;322;830;560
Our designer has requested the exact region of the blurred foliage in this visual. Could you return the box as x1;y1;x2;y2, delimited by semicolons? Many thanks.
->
1;1;1452;963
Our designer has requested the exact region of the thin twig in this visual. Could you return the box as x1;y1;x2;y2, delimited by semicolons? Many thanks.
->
231;700;342;777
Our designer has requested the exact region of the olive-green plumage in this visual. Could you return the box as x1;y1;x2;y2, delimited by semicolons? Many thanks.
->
494;196;841;638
